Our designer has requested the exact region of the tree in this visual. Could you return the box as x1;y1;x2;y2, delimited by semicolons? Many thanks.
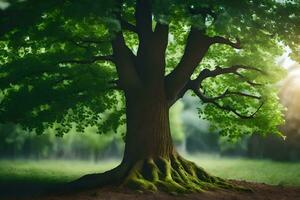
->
0;0;299;193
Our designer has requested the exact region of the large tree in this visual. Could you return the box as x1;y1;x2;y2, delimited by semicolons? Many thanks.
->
0;0;299;193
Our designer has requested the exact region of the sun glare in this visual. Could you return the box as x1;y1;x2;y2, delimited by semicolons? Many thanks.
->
279;52;300;121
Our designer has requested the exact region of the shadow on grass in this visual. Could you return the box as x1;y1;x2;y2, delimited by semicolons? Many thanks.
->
0;180;66;199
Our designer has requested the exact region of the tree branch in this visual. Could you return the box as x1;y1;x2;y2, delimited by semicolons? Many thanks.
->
192;88;264;119
210;36;242;49
207;89;261;101
103;0;141;90
135;0;152;41
150;23;169;77
170;65;265;106
165;27;212;104
153;23;169;54
112;32;140;90
193;65;265;86
234;72;264;86
173;64;266;118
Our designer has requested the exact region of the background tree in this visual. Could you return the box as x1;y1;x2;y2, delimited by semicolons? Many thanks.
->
0;0;299;193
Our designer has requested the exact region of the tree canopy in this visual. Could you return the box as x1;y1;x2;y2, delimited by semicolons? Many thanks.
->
0;0;299;138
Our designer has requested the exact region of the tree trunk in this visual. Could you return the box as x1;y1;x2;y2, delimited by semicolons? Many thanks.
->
67;84;243;193
122;86;174;163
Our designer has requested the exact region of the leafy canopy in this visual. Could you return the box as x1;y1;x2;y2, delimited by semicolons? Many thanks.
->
0;0;299;138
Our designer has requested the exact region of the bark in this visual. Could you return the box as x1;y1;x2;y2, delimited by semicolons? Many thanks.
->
123;86;174;163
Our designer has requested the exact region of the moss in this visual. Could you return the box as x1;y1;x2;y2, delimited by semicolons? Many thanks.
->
67;154;249;193
120;154;245;194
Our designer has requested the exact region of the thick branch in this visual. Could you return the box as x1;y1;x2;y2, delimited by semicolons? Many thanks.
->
133;23;169;85
112;32;140;90
135;0;152;41
150;23;169;77
210;36;241;49
153;23;169;54
165;27;211;104
134;18;169;84
165;30;243;104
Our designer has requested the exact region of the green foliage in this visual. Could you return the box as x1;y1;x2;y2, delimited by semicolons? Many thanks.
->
162;0;296;139
199;44;287;138
0;1;126;136
0;0;299;139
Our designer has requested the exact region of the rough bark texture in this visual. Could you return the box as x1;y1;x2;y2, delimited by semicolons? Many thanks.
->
123;87;174;162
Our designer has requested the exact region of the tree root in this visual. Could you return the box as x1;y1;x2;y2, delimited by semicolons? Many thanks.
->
121;154;247;193
66;154;249;194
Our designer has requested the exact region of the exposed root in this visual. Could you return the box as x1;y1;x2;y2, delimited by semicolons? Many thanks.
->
67;154;249;194
121;154;245;193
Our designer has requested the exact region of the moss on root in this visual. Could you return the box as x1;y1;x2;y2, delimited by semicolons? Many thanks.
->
68;154;249;194
120;154;247;194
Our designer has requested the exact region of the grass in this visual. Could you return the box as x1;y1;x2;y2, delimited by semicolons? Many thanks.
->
0;155;299;187
0;159;120;185
0;159;119;197
187;154;300;187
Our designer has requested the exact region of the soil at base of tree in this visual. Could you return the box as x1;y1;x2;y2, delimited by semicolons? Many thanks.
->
3;180;300;200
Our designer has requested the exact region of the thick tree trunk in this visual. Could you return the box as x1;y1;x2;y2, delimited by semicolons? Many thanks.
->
123;86;174;163
68;85;243;193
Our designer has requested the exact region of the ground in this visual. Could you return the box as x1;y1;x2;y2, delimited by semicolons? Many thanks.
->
2;181;300;200
40;182;300;200
0;155;300;200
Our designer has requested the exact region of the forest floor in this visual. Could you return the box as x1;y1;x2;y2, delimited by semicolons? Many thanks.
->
1;180;300;200
0;155;300;200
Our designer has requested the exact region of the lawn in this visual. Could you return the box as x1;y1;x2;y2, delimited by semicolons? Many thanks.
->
0;154;299;187
187;154;300;187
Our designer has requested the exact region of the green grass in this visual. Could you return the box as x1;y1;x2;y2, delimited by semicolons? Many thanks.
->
0;159;120;185
186;154;300;187
0;155;299;187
